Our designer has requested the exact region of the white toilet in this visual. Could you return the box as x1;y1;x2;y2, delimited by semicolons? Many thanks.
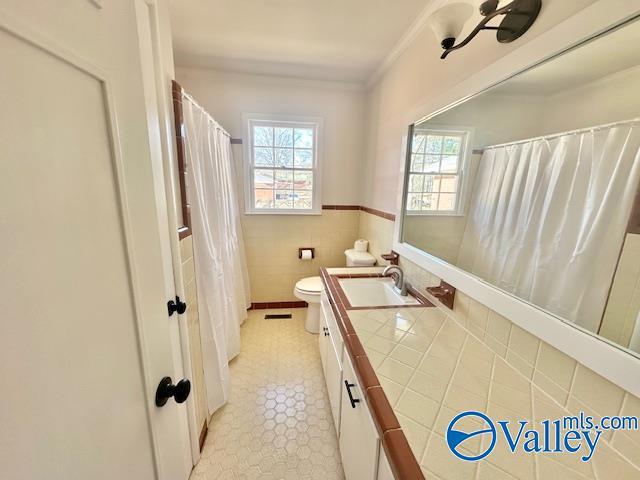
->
294;249;376;333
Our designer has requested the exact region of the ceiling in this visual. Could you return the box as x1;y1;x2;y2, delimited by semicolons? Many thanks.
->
169;0;430;83
493;19;640;96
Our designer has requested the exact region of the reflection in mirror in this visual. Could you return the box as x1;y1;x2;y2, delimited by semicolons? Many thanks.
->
401;19;640;355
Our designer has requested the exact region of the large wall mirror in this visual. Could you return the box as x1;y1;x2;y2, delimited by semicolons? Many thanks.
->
401;17;640;357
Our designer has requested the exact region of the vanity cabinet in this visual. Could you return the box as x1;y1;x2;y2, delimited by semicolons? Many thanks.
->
320;290;384;480
320;294;343;434
339;351;380;480
377;448;395;480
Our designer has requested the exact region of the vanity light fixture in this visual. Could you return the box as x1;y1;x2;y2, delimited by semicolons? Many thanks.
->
433;0;542;59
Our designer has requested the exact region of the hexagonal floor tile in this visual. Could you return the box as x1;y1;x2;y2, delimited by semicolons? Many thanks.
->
191;309;345;479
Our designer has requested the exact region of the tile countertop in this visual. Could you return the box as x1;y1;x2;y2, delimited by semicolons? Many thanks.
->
321;267;640;480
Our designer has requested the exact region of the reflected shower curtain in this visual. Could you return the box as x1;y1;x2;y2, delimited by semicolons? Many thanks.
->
462;121;640;331
183;96;250;413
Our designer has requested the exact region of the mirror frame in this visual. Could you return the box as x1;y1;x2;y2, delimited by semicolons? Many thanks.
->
393;0;640;397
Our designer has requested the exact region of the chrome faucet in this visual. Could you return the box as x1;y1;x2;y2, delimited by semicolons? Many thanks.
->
383;265;409;296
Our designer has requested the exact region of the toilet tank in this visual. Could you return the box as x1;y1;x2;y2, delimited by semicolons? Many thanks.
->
345;249;376;267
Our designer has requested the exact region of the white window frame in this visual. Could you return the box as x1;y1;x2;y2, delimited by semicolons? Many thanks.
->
404;124;474;217
242;113;323;215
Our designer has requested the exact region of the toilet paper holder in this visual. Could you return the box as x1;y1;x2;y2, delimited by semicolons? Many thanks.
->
298;247;315;259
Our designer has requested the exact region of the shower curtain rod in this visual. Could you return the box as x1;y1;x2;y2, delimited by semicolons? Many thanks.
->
483;117;640;151
181;90;235;140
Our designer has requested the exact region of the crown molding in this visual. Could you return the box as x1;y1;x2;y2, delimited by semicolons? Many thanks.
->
367;0;443;89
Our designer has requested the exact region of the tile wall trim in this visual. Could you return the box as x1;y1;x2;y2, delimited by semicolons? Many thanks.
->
360;205;396;221
172;80;192;239
321;204;396;221
249;301;308;310
322;204;361;210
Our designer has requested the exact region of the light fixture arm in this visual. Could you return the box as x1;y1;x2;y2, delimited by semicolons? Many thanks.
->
441;0;541;59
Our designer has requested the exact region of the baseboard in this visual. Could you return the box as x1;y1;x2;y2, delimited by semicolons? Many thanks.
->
249;301;308;309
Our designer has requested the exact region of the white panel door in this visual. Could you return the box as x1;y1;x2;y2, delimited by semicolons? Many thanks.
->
0;2;191;479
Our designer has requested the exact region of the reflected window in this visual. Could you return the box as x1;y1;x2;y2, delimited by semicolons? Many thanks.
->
407;129;468;214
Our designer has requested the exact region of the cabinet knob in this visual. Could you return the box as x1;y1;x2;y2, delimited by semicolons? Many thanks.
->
344;380;360;408
323;326;330;336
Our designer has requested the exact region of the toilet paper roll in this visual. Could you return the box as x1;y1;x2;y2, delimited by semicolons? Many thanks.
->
354;239;369;252
300;249;313;260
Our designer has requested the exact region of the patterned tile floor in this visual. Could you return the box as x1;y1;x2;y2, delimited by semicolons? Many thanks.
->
190;308;345;480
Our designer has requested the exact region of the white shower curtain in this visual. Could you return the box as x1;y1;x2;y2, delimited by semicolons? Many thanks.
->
461;120;640;331
182;94;251;413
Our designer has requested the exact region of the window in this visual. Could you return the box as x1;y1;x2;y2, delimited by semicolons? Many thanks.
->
406;128;469;214
244;115;322;214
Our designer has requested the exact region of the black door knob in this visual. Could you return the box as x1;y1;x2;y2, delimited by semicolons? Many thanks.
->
155;376;191;407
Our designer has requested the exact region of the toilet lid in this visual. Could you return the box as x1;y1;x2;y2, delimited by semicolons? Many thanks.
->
295;276;323;294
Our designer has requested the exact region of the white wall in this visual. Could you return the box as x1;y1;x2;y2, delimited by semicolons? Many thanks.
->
175;67;367;205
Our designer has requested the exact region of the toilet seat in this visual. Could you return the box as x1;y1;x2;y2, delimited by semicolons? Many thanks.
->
294;276;323;295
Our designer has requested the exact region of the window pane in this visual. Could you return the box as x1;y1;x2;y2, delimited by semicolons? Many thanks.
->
275;148;293;167
294;171;313;190
294;190;312;209
438;193;457;211
440;175;458;193
408;174;424;192
426;135;443;154
424;155;440;172
254;169;274;189
254;147;274;166
294;149;313;168
410;154;424;172
253;126;273;146
275;170;294;189
443;136;462;154
423;175;439;193
422;193;438;210
275;127;293;147
255;189;274;209
275;190;294;208
412;134;427;153
294;128;313;148
441;155;458;173
407;193;423;211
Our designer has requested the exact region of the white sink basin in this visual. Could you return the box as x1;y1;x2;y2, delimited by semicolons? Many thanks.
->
337;277;421;307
